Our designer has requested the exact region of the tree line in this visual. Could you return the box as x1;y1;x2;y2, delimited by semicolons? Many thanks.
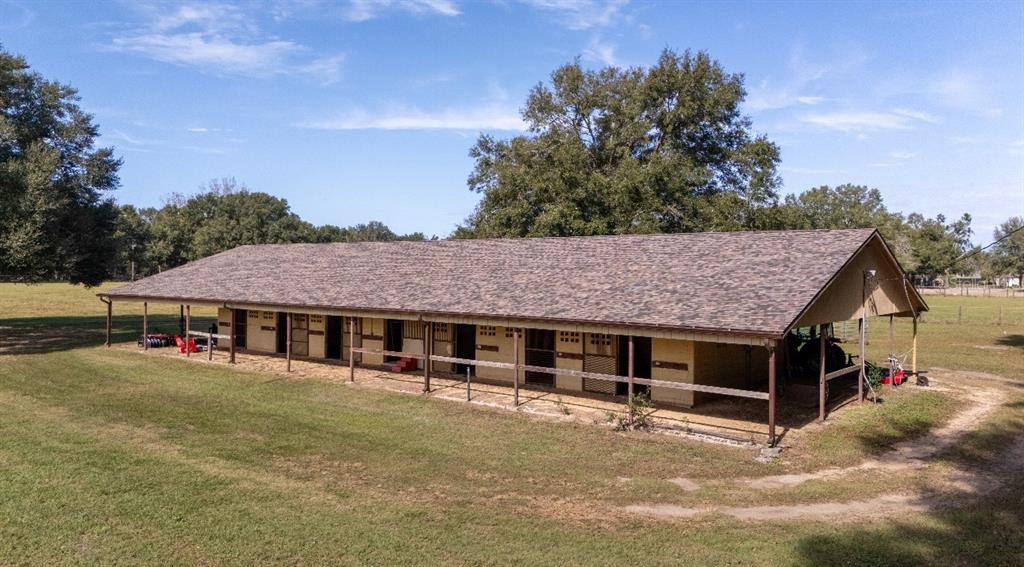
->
2;46;1020;287
111;177;425;280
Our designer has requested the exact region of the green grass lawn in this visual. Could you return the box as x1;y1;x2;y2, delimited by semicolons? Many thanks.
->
1;283;1022;565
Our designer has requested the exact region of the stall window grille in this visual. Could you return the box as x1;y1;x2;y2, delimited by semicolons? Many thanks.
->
432;323;450;341
479;325;497;337
248;311;259;321
404;322;424;340
309;314;324;325
262;311;275;321
503;327;522;338
559;331;580;344
589;333;612;346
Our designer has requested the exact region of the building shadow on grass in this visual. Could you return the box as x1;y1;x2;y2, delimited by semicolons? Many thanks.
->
0;315;215;355
794;402;1024;565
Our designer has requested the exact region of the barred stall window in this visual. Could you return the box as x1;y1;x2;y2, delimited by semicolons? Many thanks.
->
589;333;613;346
559;331;580;344
403;322;424;340
479;325;497;337
503;327;522;338
248;311;259;321
309;314;324;325
432;323;450;341
262;311;275;321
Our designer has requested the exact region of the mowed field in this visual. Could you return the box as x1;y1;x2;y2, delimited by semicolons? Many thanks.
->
1;283;1022;565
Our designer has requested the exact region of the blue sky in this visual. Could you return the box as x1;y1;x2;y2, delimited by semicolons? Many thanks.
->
1;0;1021;242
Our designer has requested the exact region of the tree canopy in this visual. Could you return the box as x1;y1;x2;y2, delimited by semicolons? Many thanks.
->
0;46;121;286
109;178;426;279
991;216;1024;283
458;49;781;238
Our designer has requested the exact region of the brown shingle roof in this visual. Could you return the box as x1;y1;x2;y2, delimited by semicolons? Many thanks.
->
103;229;881;337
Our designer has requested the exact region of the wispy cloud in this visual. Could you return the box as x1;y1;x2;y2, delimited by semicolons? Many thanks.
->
745;45;831;112
799;108;936;133
111;2;345;82
521;0;629;30
0;0;34;30
298;103;525;131
343;0;460;22
582;35;618;66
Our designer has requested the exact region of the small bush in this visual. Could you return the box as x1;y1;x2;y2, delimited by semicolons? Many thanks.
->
614;392;654;432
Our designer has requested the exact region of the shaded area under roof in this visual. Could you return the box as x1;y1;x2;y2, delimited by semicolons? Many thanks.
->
102;229;888;337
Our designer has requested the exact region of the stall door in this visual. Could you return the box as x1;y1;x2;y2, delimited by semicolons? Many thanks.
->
385;319;403;361
525;329;555;386
276;313;288;354
291;314;309;357
325;316;342;359
616;336;651;396
584;333;617;394
454;324;476;376
233;309;247;349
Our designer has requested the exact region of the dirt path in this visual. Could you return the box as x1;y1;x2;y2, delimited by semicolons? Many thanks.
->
741;383;1005;490
626;372;1022;522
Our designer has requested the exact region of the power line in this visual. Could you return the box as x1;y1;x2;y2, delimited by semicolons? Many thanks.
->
947;223;1024;270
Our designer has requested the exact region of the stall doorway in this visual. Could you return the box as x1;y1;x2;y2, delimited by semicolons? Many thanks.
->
525;329;556;387
454;324;476;376
276;313;288;354
233;309;247;349
617;336;651;396
325;315;342;359
385;319;404;361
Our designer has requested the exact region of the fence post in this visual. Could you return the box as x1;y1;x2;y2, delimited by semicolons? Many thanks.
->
185;305;191;357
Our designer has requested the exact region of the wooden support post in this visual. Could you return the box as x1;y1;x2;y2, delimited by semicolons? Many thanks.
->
185;305;191;357
513;329;520;407
911;316;918;375
819;323;827;422
142;302;148;350
104;299;112;347
348;317;355;382
888;314;895;355
858;317;865;403
622;333;630;399
229;308;236;364
423;323;431;393
286;312;292;372
768;341;777;447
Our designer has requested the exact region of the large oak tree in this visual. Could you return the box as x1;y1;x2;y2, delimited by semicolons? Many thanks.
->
0;47;121;286
458;49;781;238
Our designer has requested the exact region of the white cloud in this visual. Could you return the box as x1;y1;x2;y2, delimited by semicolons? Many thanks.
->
112;3;344;82
745;45;830;111
582;35;618;66
931;70;1002;116
298;103;525;131
343;0;460;22
799;108;937;133
800;111;910;132
521;0;628;30
889;151;915;160
113;33;302;75
892;107;939;123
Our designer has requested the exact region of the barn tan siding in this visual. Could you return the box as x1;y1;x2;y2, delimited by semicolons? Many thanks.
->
651;338;695;407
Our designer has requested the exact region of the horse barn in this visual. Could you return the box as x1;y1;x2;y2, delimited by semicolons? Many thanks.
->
99;228;927;446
